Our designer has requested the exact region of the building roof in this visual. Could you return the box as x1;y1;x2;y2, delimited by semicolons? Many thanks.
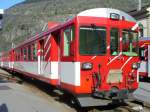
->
128;5;150;20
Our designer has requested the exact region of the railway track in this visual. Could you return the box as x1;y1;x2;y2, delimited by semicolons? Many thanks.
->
0;69;149;112
0;71;22;83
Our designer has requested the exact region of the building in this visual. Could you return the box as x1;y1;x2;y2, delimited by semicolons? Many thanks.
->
0;9;4;30
129;5;150;37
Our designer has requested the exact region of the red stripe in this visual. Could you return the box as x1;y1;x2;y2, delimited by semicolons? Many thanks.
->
139;72;148;77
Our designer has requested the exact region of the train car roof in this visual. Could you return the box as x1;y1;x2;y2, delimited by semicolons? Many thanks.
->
77;8;136;22
14;18;75;50
140;37;150;41
13;22;64;49
13;8;136;50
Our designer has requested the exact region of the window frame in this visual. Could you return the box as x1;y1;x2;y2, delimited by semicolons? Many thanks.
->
63;25;75;57
122;29;139;56
32;42;38;61
79;25;107;56
28;45;31;61
23;47;27;61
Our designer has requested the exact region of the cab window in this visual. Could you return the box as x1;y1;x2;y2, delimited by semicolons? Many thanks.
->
110;28;119;55
79;26;106;55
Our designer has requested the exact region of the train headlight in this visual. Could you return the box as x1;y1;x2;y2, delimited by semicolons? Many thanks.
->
132;63;140;69
82;62;93;70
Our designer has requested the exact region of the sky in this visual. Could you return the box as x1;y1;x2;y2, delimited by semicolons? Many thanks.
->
0;0;25;9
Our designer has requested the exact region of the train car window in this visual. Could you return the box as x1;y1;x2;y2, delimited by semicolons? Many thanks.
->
28;45;31;61
33;43;38;61
139;47;145;60
40;40;44;61
21;48;23;61
18;50;20;61
79;26;106;55
110;28;119;55
24;48;27;61
63;25;75;56
122;30;138;56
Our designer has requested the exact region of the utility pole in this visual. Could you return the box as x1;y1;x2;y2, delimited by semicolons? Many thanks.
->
138;0;142;11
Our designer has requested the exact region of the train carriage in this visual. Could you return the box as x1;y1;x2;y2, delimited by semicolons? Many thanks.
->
0;8;140;107
139;37;150;79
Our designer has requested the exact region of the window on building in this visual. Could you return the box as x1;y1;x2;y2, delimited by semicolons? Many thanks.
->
110;28;119;55
63;25;75;56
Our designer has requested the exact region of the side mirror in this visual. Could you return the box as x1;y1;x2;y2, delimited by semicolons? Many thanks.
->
139;47;145;60
70;41;75;56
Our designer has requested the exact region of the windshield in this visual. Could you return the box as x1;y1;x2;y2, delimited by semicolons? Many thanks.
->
122;30;138;56
79;26;106;55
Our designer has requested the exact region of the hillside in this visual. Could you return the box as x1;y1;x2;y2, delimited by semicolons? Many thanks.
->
0;0;150;51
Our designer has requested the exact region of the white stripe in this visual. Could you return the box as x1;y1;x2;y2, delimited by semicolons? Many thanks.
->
144;49;148;60
107;46;110;49
131;69;134;73
91;56;96;60
121;57;132;70
44;44;51;59
107;53;122;65
44;34;51;48
141;44;145;47
80;27;106;31
38;56;40;74
148;45;150;77
131;22;139;31
38;50;41;53
144;49;148;54
120;37;122;41
137;70;139;82
43;57;51;71
50;62;58;79
60;62;80;86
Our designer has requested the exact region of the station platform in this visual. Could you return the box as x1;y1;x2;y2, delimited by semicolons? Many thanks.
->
0;82;75;112
0;70;74;112
133;82;150;107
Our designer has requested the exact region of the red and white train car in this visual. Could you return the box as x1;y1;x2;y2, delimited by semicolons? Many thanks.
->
139;37;150;79
0;8;140;107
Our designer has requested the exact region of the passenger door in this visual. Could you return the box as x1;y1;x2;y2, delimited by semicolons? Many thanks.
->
59;25;79;87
